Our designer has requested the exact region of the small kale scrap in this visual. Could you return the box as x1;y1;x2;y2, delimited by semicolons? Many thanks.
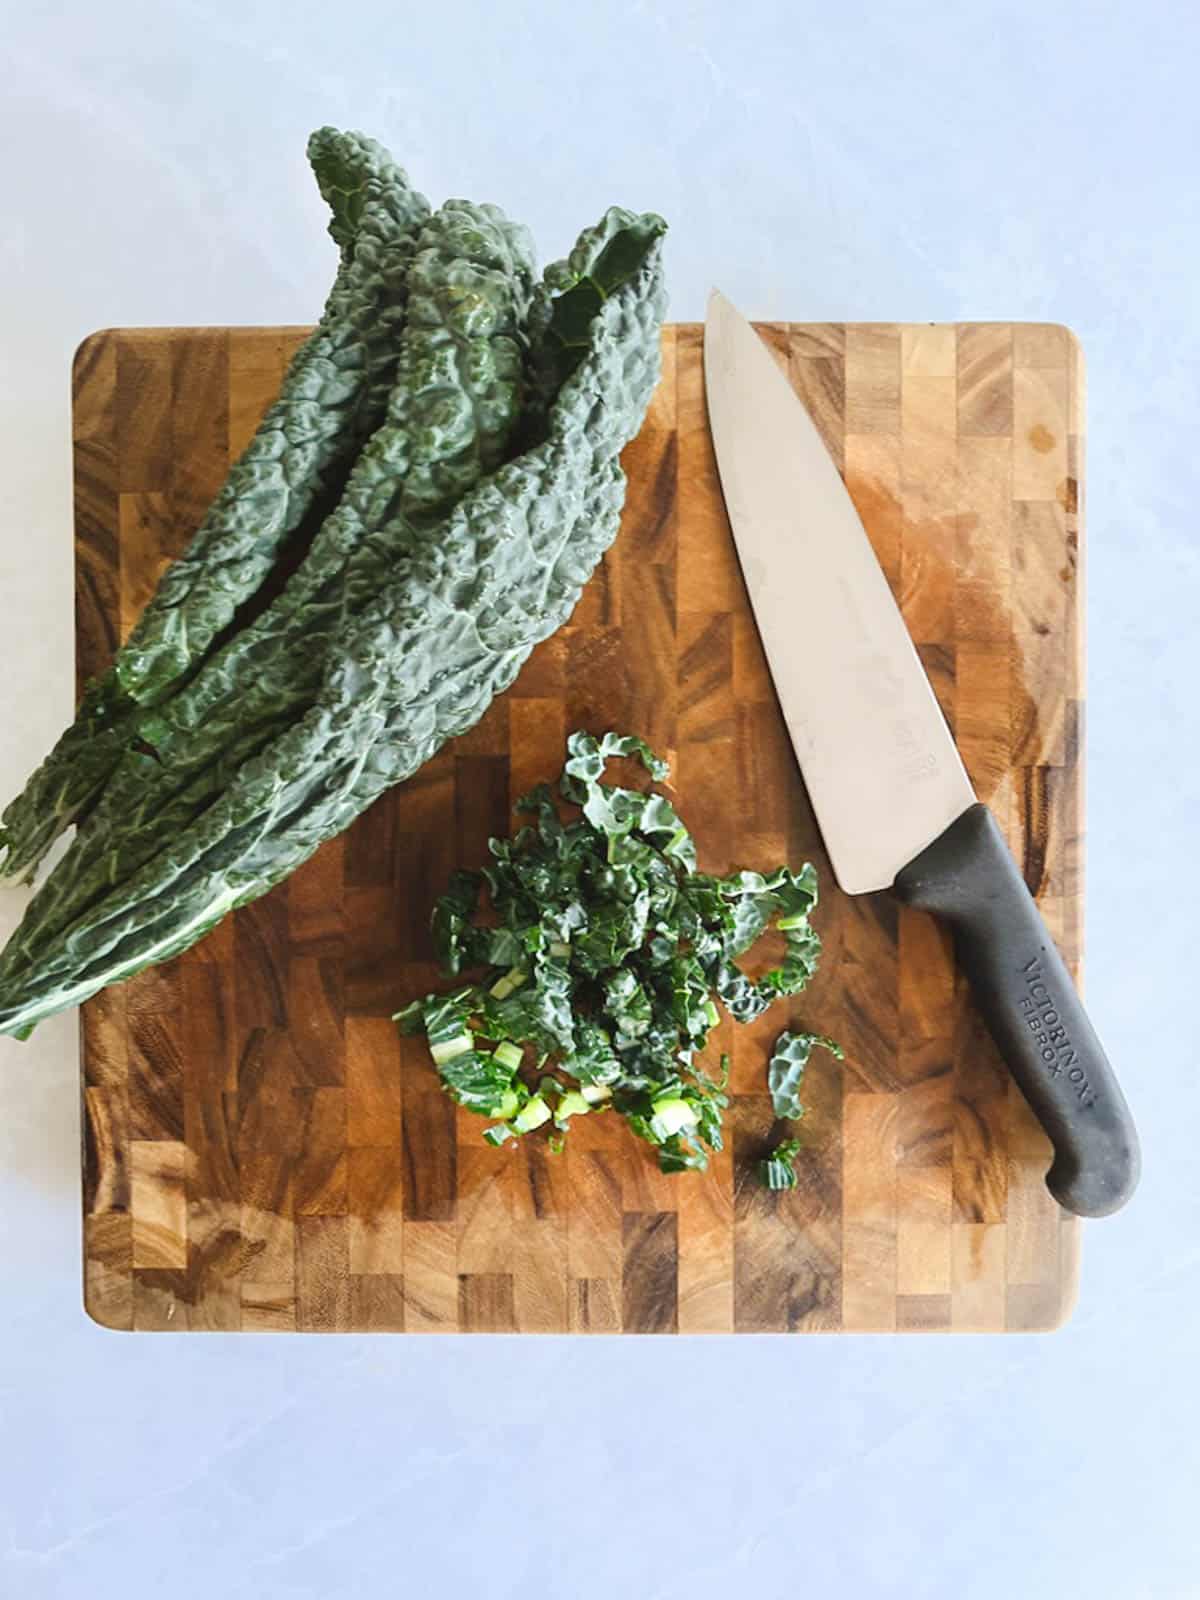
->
768;1028;843;1120
396;730;841;1178
758;1137;804;1192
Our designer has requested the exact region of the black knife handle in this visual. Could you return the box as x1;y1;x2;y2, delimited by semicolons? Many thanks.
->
893;803;1139;1218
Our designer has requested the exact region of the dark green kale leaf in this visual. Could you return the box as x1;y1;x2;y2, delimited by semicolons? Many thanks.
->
0;129;430;886
0;208;666;1037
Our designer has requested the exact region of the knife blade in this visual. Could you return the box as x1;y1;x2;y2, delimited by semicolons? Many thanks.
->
703;290;1139;1218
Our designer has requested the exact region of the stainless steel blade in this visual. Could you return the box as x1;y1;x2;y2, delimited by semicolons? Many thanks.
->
703;290;975;894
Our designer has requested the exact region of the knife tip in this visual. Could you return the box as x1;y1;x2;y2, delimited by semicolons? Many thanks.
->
706;286;735;332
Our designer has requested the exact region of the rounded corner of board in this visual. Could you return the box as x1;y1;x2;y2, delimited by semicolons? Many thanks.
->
71;327;118;382
82;1288;135;1335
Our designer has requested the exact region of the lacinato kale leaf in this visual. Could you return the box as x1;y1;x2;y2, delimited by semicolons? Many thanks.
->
0;129;430;885
399;731;838;1180
7;197;536;973
0;203;666;1036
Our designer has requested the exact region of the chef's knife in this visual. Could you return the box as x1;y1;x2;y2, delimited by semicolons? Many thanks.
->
703;291;1139;1218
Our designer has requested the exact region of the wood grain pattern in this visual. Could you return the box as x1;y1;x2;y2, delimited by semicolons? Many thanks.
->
77;323;1085;1332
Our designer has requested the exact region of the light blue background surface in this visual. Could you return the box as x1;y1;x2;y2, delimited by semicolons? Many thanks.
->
2;3;1197;1595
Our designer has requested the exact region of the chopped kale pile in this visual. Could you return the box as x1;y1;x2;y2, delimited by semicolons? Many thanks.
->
398;732;841;1177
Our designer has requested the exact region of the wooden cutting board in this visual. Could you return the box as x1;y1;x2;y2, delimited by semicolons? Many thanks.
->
76;321;1084;1333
